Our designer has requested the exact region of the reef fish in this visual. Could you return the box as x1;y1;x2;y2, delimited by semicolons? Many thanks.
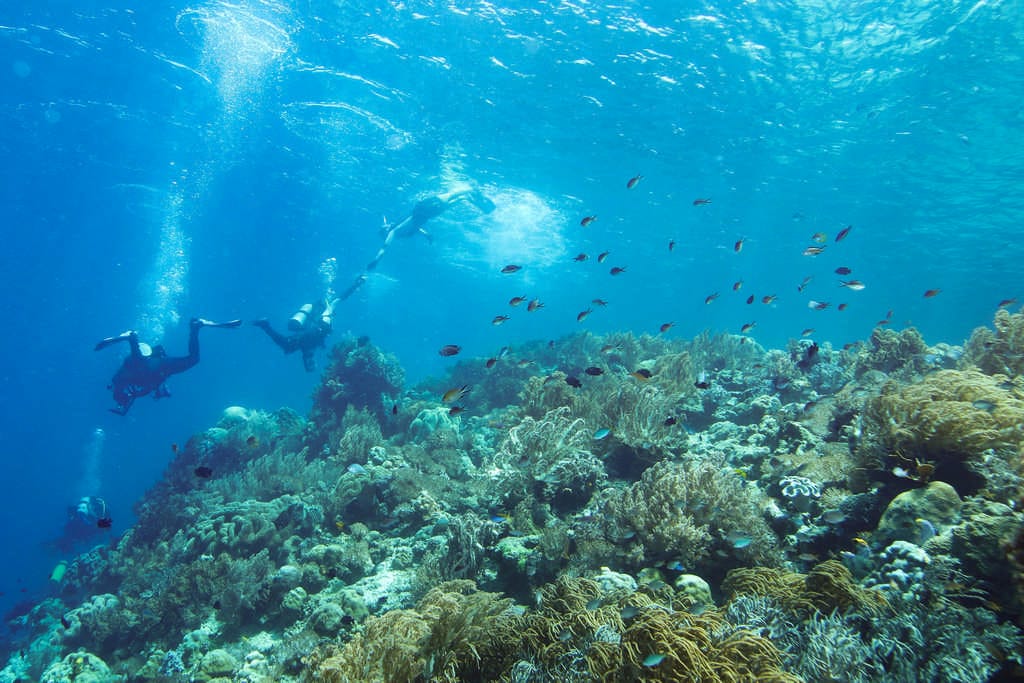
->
835;225;852;242
923;288;942;298
580;215;597;227
593;428;612;440
442;385;471;403
835;266;852;275
194;466;213;478
597;251;610;263
500;264;522;273
573;253;588;262
840;280;865;291
577;308;593;322
565;376;582;388
584;366;604;376
509;296;527;306
693;198;712;206
439;344;462;356
609;266;626;275
642;654;667;667
626;174;643;189
492;315;510;325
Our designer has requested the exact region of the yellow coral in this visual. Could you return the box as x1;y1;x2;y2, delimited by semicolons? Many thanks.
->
723;560;887;617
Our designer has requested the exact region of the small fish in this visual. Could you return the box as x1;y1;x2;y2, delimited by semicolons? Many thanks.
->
580;215;597;227
803;246;826;256
797;276;813;292
801;328;815;337
609;266;626;275
448;405;465;416
923;288;941;298
852;537;869;548
728;534;752;549
972;399;996;412
884;309;893;319
630;368;653;381
663;416;677;426
642;653;667;667
170;443;178;454
734;238;744;253
597;251;610;263
490;512;511;523
577;308;593;322
808;300;830;310
347;463;367;474
693;198;712;206
585;598;602;611
442;385;471;403
573;253;588;262
593;428;612;440
213;599;222;610
835;266;852;275
840;280;865;291
822;510;846;525
876;318;890;326
761;295;777;304
517;359;533;367
668;239;676;252
485;357;497;368
492;314;510;325
917;518;937;544
527;299;544;312
694;371;710;389
500;264;522;273
626;174;643;189
439;344;462;356
811;232;827;243
584;366;604;376
246;435;259;448
741;322;757;334
838;303;848;311
892;466;912;478
340;614;354;626
97;517;112;529
659;322;674;334
509;296;527;306
620;605;640;618
565;376;582;388
335;520;345;531
592;298;609;306
391;403;398;415
599;343;618;353
835;225;852;242
746;294;755;304
60;616;70;629
998;298;1018;308
705;292;720;304
194;466;213;478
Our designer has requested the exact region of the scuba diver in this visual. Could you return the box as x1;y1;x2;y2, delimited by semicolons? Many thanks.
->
367;187;496;271
253;274;366;372
95;317;242;415
55;496;111;554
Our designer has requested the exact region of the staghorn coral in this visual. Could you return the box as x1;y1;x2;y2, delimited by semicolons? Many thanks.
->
722;560;888;617
962;307;1024;377
860;369;1024;490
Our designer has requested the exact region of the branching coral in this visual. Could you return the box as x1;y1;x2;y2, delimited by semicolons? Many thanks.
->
852;327;929;379
962;307;1024;377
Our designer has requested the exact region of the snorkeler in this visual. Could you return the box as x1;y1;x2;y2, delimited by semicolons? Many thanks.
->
366;187;495;271
253;274;366;372
95;317;242;415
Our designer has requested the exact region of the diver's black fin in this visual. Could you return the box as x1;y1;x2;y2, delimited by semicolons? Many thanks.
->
195;318;243;329
94;331;133;351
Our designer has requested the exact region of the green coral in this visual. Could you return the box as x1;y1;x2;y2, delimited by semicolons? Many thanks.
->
852;327;929;378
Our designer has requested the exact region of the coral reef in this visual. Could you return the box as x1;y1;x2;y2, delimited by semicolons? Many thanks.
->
962;307;1024;377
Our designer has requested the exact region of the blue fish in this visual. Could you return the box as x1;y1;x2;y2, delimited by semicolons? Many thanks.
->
593;428;612;440
642;653;666;667
347;463;367;475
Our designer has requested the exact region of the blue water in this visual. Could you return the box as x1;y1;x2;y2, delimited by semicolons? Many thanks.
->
0;0;1021;631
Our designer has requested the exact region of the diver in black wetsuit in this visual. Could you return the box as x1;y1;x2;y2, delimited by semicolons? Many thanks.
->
366;187;496;271
95;317;241;415
253;275;366;372
54;496;111;554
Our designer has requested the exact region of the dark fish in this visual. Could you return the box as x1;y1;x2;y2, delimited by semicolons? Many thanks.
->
668;239;676;252
734;238;744;253
501;264;522;273
213;600;222;610
797;342;820;371
591;299;609;306
597;251;610;263
693;198;711;205
194;466;213;478
485;358;497;368
580;215;597;227
565;376;582;388
171;443;178;454
659;322;674;333
761;295;776;304
584;366;604;376
733;280;743;291
439;344;462;356
923;288;941;298
610;267;626;275
835;225;852;242
340;614;355;626
246;435;258;448
492;315;510;325
705;292;719;304
663;416;677;426
97;517;112;529
573;253;589;262
626;174;643;189
448;405;465;416
741;322;757;334
577;308;593;322
527;299;544;312
60;616;70;629
392;403;398;415
998;298;1018;307
746;295;754;304
835;266;852;275
632;368;653;379
694;380;710;390
837;303;848;311
509;296;527;306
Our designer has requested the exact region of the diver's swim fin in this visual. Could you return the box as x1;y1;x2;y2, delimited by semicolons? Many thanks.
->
94;331;133;351
195;318;243;329
470;191;496;214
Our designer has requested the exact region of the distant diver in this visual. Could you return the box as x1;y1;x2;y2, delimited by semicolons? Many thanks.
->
55;496;111;554
367;187;495;271
95;317;242;415
253;274;366;372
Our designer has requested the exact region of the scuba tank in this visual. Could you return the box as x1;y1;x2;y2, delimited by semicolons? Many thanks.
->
289;303;314;331
50;560;68;583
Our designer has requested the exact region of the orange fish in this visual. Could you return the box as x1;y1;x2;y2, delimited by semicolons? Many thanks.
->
733;280;743;291
577;308;593;322
527;299;544;312
803;246;826;256
442;385;471;403
610;267;626;275
923;289;941;298
626;174;643;189
492;315;510;325
509;296;527;306
705;292;719;304
840;280;865;291
581;215;597;227
693;198;711;206
659;322;674;334
835;225;852;242
734;239;744;253
597;251;610;263
573;253;589;262
762;295;777;305
592;299;609;306
741;322;757;334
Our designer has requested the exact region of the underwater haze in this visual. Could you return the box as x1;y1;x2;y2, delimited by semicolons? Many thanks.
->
1;0;1023;679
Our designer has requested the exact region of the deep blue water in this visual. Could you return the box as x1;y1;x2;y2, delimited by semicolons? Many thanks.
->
0;0;1021;630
